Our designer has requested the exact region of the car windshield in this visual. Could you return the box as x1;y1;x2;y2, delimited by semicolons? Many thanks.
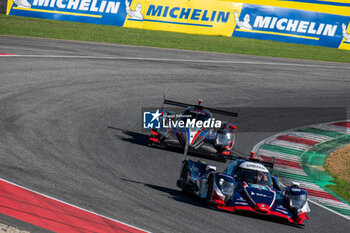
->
235;167;272;186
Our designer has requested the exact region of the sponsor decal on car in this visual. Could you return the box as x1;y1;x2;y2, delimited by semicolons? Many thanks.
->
250;184;269;190
234;202;248;205
239;162;269;172
276;208;289;215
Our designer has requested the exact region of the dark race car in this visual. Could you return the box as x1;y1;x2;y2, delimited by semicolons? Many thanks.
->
150;99;239;160
176;156;310;226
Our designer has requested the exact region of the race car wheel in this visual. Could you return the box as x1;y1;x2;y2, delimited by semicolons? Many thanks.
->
206;178;213;205
179;163;189;192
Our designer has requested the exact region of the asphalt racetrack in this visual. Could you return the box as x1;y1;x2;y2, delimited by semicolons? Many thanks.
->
0;35;349;233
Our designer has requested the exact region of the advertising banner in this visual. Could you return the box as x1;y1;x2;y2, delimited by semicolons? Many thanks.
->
233;4;350;49
7;0;128;26
122;0;243;36
6;0;350;50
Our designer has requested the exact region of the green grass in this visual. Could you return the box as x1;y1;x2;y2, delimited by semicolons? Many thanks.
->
326;175;350;203
325;164;350;203
1;15;350;62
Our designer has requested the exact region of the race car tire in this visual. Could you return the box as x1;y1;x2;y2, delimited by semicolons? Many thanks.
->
179;163;189;193
206;177;214;205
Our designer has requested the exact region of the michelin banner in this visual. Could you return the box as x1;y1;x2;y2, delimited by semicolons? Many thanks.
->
6;0;350;50
233;4;350;50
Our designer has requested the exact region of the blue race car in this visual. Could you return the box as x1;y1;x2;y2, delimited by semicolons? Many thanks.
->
150;99;239;160
176;157;310;225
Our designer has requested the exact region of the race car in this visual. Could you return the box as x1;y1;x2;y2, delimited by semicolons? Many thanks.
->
176;156;310;225
150;99;239;159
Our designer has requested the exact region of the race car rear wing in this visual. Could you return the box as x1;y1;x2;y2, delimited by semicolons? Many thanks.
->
231;150;275;172
249;156;275;173
163;99;239;118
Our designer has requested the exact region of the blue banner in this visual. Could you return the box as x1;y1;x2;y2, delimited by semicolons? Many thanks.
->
8;0;128;26
233;4;350;48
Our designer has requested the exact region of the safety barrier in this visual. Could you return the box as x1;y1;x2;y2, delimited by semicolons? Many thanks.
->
5;0;350;50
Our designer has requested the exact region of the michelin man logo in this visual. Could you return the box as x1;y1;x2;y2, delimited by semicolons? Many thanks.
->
125;0;143;20
13;0;31;8
342;23;350;42
234;11;252;30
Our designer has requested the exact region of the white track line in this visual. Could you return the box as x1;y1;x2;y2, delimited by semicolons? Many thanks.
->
279;179;326;192
257;149;300;162
313;124;350;134
310;196;350;210
308;199;350;220
0;178;151;233
1;54;350;69
274;165;308;176
283;132;331;142
267;139;311;150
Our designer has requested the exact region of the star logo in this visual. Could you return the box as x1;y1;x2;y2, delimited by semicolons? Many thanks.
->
143;109;162;129
150;109;162;122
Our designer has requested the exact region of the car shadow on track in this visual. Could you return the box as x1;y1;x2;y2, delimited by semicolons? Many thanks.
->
107;126;150;147
120;178;207;209
107;126;187;154
121;178;304;228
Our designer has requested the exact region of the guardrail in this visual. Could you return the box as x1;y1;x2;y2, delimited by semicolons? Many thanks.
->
5;0;350;50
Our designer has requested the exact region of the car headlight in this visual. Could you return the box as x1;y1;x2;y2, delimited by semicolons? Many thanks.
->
289;194;307;210
219;178;235;197
216;133;232;146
